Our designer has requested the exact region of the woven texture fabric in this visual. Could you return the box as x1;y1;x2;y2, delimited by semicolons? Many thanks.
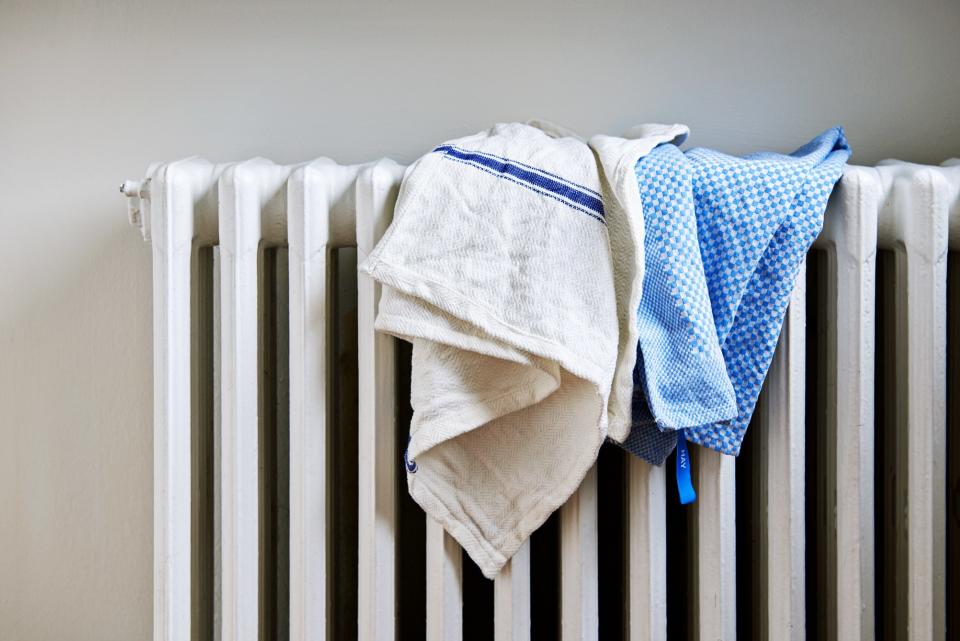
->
621;128;851;464
362;121;690;577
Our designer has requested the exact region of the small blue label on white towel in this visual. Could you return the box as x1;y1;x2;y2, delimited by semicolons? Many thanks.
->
675;431;696;505
404;435;417;474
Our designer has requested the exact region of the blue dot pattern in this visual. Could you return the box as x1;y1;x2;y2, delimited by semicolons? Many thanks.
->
631;144;737;433
620;128;851;464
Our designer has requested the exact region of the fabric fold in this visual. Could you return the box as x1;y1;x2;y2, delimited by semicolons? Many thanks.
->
588;124;690;441
621;127;851;464
360;121;686;577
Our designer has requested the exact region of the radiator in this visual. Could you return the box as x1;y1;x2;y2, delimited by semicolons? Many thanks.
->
121;157;960;641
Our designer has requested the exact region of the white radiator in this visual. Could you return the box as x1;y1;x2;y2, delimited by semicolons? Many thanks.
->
121;157;960;641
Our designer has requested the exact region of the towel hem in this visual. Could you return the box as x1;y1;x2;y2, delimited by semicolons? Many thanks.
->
407;419;605;579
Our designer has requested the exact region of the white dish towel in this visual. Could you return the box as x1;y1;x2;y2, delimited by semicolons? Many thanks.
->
360;121;687;577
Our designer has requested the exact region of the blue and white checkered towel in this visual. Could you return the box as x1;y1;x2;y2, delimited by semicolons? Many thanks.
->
620;128;851;464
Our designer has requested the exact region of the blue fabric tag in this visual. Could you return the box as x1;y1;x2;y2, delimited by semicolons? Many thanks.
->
675;431;696;504
404;435;417;473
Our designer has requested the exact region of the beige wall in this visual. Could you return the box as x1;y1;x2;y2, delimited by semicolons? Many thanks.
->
1;0;958;638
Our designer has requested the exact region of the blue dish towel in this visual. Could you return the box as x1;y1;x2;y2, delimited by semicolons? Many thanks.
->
620;128;851;464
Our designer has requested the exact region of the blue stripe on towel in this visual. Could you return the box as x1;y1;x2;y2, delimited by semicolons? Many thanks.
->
441;156;606;224
433;144;605;221
444;145;603;197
